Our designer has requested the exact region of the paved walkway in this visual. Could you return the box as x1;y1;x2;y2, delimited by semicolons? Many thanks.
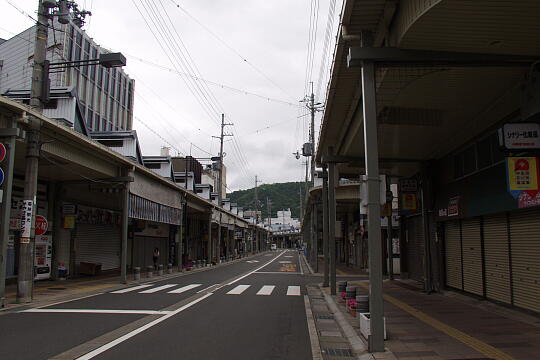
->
304;255;540;360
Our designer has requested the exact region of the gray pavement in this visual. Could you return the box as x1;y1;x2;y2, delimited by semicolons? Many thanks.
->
0;250;315;360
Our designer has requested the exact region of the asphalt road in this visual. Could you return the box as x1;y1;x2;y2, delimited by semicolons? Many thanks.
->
0;250;313;360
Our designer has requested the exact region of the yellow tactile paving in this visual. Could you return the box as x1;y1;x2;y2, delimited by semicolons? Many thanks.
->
357;283;516;360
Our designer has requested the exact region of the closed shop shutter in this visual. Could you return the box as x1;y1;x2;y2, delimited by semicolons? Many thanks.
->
483;214;511;304
445;220;462;290
509;209;540;313
461;218;483;296
75;223;121;271
406;215;424;282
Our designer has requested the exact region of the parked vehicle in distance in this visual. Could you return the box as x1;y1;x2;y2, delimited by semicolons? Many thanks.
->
271;244;277;250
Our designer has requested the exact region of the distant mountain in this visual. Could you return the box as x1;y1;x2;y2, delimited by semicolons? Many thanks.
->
228;182;305;219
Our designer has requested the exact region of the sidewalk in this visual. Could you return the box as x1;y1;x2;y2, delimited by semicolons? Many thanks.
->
303;255;540;360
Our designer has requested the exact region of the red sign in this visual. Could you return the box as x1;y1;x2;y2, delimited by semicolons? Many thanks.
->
35;215;48;236
0;143;5;162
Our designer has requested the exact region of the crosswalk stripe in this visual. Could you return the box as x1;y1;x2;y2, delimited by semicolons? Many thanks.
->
139;284;177;294
227;285;250;295
256;285;275;296
287;286;301;296
279;261;292;263
167;284;202;294
284;256;293;258
111;285;152;294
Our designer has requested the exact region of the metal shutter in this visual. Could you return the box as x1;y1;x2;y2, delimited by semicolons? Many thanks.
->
445;220;462;290
406;215;424;282
75;223;121;271
509;209;540;313
483;214;511;304
461;218;483;296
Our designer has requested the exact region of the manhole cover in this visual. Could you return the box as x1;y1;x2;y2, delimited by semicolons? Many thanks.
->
48;287;67;290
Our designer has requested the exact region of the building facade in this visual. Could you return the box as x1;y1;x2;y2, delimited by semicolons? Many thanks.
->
0;19;134;132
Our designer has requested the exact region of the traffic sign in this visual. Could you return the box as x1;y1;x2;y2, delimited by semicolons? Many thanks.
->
0;167;4;186
0;143;6;162
35;215;48;236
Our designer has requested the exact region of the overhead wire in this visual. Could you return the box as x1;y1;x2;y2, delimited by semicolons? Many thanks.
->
165;0;295;101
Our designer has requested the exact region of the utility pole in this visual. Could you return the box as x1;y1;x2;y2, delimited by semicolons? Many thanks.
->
254;175;261;223
309;83;315;187
214;114;233;259
17;0;50;303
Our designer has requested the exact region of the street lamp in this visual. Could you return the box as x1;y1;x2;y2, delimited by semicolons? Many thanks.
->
40;52;126;104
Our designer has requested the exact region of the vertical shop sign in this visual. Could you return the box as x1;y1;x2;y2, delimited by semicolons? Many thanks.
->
401;193;417;211
20;200;34;241
447;196;460;217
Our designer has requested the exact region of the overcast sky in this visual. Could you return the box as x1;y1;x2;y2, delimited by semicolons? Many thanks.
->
0;0;342;192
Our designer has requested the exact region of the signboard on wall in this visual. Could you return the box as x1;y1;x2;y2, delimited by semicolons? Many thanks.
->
20;200;34;241
401;193;417;211
447;196;460;217
499;123;540;150
507;157;539;192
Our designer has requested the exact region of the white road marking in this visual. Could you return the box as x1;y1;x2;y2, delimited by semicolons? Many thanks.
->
279;261;292;264
110;285;152;294
167;284;202;294
287;286;301;296
227;250;286;285
285;256;293;258
139;284;177;294
196;284;219;293
23;308;171;315
256;285;275;296
227;285;251;295
246;260;259;263
254;271;301;275
76;293;212;360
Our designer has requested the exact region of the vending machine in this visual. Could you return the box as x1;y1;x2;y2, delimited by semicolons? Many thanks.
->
34;235;52;280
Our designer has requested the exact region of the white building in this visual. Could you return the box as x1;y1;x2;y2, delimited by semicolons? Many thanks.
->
267;208;301;229
0;15;134;132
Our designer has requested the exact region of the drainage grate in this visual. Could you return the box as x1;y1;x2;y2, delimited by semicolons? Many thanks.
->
316;314;335;320
321;348;354;357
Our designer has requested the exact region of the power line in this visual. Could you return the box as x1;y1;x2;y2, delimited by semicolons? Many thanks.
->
166;0;296;101
125;53;300;108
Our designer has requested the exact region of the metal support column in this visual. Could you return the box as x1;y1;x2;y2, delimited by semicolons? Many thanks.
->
0;121;17;307
328;149;337;295
311;203;317;271
120;168;133;284
361;33;385;352
208;214;213;263
386;178;394;280
322;166;329;287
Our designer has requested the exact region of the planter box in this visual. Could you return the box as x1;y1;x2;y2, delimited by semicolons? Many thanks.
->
359;313;387;340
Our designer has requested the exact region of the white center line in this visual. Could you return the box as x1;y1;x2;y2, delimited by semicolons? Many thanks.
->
256;285;275;296
139;284;177;294
168;284;202;294
24;308;171;315
227;250;287;285
76;293;212;360
227;285;251;295
110;285;152;294
287;286;301;296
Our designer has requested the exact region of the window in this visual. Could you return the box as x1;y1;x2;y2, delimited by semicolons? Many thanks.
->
90;47;98;80
95;115;101;131
97;139;123;147
97;67;103;88
463;145;477;175
87;109;93;129
145;163;161;169
104;69;109;93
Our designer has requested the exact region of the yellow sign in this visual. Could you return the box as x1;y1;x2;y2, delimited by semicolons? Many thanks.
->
381;203;392;217
507;157;538;191
402;193;417;211
63;216;75;229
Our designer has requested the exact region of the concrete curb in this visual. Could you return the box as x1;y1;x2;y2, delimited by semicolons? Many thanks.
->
319;285;369;359
302;254;315;275
304;295;324;360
